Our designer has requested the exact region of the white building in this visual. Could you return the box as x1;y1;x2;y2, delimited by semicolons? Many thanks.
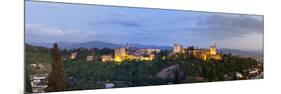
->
86;55;94;61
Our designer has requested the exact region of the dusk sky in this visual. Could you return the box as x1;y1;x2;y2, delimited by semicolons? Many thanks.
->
25;1;263;51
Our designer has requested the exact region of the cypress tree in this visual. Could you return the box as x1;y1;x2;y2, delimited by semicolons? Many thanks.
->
46;43;67;92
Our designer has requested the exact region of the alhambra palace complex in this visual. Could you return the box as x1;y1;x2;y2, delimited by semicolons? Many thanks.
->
69;43;222;62
110;43;221;62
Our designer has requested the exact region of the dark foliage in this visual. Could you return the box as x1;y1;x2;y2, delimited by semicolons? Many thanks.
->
46;43;67;92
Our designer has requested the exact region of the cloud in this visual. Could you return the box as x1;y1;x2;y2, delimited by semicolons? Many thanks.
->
25;24;97;43
25;24;64;36
136;14;263;41
85;12;263;47
89;13;144;28
189;14;263;40
89;19;142;27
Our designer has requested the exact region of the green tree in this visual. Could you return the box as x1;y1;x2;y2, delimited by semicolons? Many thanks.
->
46;43;67;92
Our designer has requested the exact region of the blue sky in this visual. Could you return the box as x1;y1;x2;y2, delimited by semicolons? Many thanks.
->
25;1;263;51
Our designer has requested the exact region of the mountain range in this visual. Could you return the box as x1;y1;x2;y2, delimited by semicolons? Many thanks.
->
29;41;172;50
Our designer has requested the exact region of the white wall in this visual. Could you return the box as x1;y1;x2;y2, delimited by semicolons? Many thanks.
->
0;0;280;94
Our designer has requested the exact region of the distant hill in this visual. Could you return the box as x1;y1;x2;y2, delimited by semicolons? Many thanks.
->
28;41;172;50
72;41;123;49
218;48;262;57
25;43;50;51
25;43;52;64
129;43;172;50
218;48;263;62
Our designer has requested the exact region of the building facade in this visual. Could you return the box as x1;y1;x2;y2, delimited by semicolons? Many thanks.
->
114;48;126;62
173;44;184;53
192;45;221;61
101;55;114;62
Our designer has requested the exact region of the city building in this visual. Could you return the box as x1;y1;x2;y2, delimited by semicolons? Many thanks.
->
86;55;94;61
114;48;126;62
173;44;221;61
191;44;221;61
70;52;78;59
30;74;48;93
125;54;156;61
29;63;45;70
138;48;160;55
112;47;159;62
173;44;184;53
210;45;217;55
101;55;114;62
111;43;221;62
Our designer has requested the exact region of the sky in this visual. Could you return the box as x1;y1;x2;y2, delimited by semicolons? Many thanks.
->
25;1;263;51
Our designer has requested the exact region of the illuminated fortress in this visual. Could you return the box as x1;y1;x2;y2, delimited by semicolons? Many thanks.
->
114;48;126;62
103;43;221;62
173;44;222;61
113;47;160;62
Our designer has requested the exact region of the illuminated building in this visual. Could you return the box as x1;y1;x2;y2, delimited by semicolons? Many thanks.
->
70;52;78;59
124;54;155;61
104;43;221;62
114;48;126;62
192;44;221;61
138;48;160;54
86;55;94;61
145;48;160;54
101;55;114;62
146;54;155;61
210;44;217;55
173;43;221;61
173;44;184;53
113;47;159;62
